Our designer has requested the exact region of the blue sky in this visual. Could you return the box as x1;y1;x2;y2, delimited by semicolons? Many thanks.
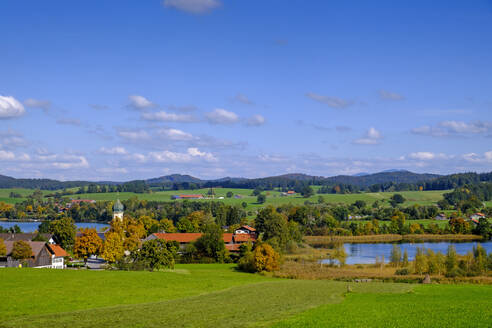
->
1;0;491;181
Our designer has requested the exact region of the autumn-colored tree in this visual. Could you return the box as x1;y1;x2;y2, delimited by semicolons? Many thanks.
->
159;218;176;233
12;240;32;260
101;232;125;263
0;238;7;257
74;228;103;263
252;243;280;272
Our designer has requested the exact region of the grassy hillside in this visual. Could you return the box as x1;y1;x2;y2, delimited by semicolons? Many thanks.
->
0;187;449;211
0;265;490;328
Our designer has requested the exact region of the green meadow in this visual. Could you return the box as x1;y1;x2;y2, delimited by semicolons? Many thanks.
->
0;265;490;328
0;187;449;211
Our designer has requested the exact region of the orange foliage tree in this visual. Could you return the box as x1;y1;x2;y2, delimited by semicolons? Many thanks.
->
74;228;103;263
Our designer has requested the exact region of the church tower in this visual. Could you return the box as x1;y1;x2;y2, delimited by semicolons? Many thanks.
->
113;199;124;221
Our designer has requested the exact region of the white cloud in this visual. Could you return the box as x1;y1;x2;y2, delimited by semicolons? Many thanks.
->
235;93;253;105
149;147;217;163
379;90;405;101
158;128;194;141
99;147;128;155
0;96;25;119
141;111;196;122
118;130;150;141
0;130;28;149
411;121;492;137
485;151;492;162
205;108;239;124
128;95;155;110
35;154;89;169
407;152;448;161
305;92;353;109
246;114;265;126
97;167;128;174
353;127;382;145
162;0;221;14
24;98;51;112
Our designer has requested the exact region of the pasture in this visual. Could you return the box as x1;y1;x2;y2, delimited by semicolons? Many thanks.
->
0;187;449;212
0;265;490;328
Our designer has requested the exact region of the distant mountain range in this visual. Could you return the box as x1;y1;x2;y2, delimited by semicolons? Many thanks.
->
1;170;490;191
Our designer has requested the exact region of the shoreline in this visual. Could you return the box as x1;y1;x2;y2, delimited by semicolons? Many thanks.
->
305;234;484;245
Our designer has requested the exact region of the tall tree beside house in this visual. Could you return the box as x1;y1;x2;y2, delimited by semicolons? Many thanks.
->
12;240;32;260
0;238;6;257
74;228;103;263
255;206;290;250
101;232;125;263
194;223;228;263
49;217;76;251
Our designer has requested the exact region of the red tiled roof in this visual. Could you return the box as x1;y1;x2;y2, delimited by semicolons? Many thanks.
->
234;234;257;243
226;244;241;252
154;233;202;243
241;225;256;232
48;244;69;257
223;233;233;243
287;190;295;194
179;195;203;198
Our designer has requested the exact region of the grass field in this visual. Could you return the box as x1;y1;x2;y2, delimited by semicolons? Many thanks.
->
0;265;490;327
0;187;449;211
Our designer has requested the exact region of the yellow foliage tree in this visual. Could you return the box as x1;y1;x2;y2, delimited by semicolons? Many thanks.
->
159;218;176;233
102;232;124;263
74;228;103;262
0;238;7;257
253;243;280;272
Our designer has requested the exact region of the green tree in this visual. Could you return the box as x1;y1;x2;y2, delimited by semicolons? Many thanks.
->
300;185;314;198
226;191;233;198
49;217;76;251
133;239;179;271
255;206;289;250
390;244;402;267
389;194;406;207
12;240;32;260
241;202;248;209
402;249;409;267
445;245;458;274
414;247;427;275
194;224;227;263
257;194;266;204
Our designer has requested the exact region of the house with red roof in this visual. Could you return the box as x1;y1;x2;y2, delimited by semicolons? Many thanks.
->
0;241;68;268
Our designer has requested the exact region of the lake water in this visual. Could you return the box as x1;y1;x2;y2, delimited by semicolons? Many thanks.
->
0;221;109;232
322;241;492;265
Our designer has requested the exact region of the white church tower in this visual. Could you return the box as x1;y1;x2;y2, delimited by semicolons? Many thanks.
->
113;199;124;221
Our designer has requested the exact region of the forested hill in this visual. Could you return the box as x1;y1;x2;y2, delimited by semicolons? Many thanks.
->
1;171;491;192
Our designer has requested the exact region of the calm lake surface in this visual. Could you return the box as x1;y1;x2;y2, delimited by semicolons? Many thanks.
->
324;241;492;265
0;221;109;232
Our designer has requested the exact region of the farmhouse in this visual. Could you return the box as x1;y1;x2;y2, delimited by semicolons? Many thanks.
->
0;241;68;268
172;194;204;200
469;213;486;224
434;214;447;220
0;233;55;244
144;225;258;252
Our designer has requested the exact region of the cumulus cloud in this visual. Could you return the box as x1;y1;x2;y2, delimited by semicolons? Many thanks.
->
128;95;155;110
162;0;221;14
0;96;25;119
234;93;254;105
205;108;239;125
305;92;353;109
148;147;217;163
118;130;150;141
0;130;28;149
158;128;194;141
379;89;405;101
246;114;265;126
353;127;382;145
97;167;128;174
141;111;197;122
99;147;128;155
35;154;89;169
0;150;30;161
411;120;492;137
407;152;449;161
24;98;51;112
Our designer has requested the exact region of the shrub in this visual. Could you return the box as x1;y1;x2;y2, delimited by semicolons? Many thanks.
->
395;268;410;275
